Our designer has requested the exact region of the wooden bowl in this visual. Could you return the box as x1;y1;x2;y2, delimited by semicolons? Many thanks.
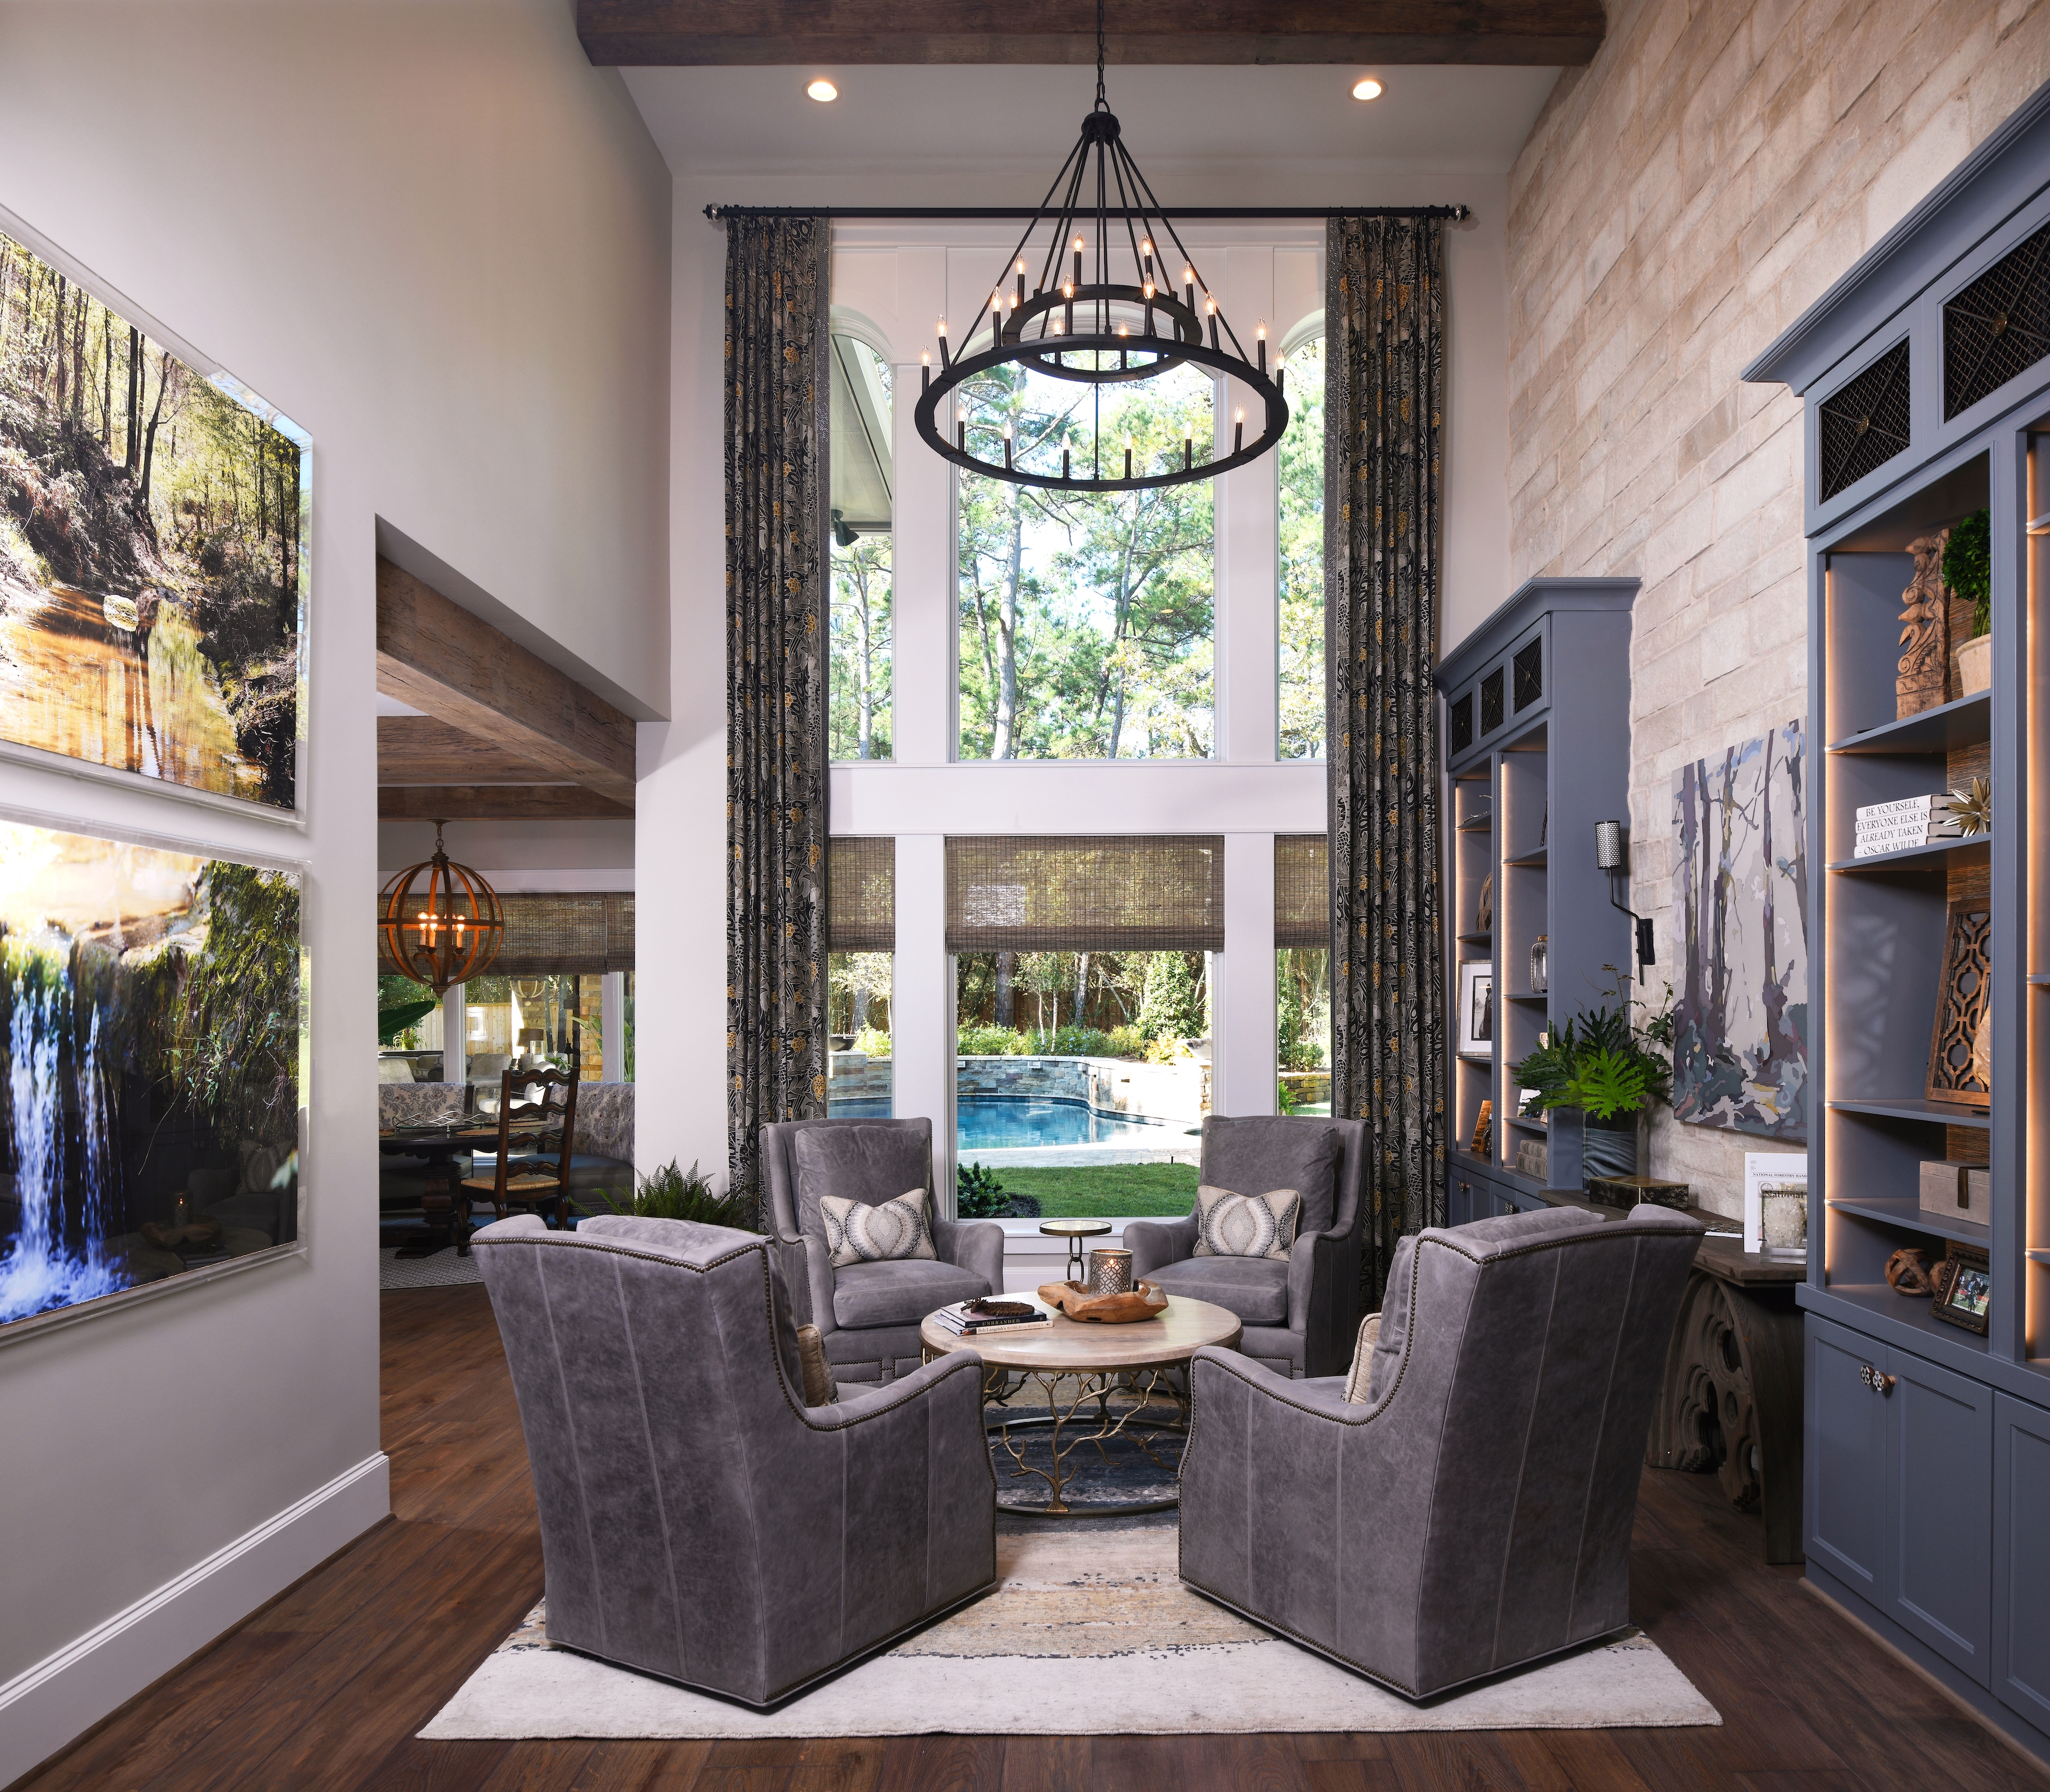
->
1037;1279;1169;1324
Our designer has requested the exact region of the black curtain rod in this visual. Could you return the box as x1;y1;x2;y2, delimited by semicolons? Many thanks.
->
704;203;1470;222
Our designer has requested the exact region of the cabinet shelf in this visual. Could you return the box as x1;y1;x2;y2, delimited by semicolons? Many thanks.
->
1827;835;1990;874
1456;931;1492;944
1506;1115;1547;1133
1828;1097;1991;1128
1457;813;1493;832
1504;990;1549;1004
1826;1194;1991;1248
1825;690;1990;756
1816;1283;1990;1356
1505;851;1549;868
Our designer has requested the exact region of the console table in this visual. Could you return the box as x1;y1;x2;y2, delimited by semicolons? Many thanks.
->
1535;1191;1805;1563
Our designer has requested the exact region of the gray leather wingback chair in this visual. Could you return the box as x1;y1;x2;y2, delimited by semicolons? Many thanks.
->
1180;1204;1704;1699
472;1213;998;1708
760;1117;1007;1384
1124;1115;1367;1378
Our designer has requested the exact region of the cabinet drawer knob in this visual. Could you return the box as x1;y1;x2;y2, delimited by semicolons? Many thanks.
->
1860;1363;1895;1395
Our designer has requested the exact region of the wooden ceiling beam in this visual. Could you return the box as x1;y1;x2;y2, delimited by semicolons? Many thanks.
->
379;785;636;822
376;557;636;806
378;717;564;787
576;0;1604;66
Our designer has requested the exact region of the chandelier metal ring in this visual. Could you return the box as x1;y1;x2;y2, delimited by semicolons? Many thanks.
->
910;0;1288;495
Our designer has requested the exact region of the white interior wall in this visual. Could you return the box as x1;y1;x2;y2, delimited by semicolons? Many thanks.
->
637;141;1515;1186
0;4;668;1780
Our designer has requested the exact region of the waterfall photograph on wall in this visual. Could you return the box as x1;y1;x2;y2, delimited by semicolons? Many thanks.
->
1670;721;1809;1140
0;225;307;811
0;820;301;1330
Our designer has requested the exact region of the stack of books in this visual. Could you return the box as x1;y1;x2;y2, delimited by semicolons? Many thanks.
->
1853;794;1961;858
930;1299;1051;1337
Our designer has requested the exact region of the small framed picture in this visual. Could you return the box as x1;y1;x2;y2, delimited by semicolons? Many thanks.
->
1469;1098;1493;1157
1932;1242;1992;1335
1458;960;1494;1057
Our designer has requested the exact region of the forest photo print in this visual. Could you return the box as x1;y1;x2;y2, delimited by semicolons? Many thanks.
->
0;226;306;810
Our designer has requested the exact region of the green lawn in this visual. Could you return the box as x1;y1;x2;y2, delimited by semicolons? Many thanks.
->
988;1162;1198;1218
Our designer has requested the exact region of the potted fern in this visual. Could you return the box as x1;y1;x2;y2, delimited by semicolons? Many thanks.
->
1510;990;1672;1187
1944;509;1992;696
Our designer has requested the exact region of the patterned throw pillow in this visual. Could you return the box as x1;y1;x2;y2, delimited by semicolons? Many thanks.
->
1343;1313;1383;1403
1192;1184;1301;1260
820;1188;937;1268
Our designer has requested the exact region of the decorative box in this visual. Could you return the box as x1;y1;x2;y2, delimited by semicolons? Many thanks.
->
1514;1140;1549;1182
1586;1174;1691;1211
1919;1161;1991;1224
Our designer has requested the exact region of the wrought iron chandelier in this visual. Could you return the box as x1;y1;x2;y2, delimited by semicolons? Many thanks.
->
379;822;506;995
911;0;1288;493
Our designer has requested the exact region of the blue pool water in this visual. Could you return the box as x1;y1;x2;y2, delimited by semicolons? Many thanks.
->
827;1094;1191;1150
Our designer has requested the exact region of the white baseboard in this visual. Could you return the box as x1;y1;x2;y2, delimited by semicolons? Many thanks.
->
0;1452;390;1789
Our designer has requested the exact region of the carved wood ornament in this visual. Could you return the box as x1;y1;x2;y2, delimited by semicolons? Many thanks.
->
1896;528;1952;718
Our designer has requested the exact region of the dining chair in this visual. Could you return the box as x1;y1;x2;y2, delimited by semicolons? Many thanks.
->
461;1061;579;1239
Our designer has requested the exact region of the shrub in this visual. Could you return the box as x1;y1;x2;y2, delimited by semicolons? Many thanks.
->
956;1161;1042;1219
957;1023;1030;1056
852;1025;891;1057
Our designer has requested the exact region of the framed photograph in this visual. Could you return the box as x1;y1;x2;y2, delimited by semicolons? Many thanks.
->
1932;1242;1992;1335
1743;1151;1808;1256
0;810;304;1345
0;211;308;818
1458;959;1494;1057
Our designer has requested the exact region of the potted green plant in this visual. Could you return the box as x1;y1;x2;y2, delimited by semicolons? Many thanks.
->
1510;984;1672;1187
1944;509;1992;696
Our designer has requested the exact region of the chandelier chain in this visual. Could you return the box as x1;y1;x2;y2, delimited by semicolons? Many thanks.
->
1096;0;1107;111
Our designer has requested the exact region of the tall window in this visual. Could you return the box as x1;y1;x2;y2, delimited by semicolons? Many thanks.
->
956;360;1216;760
827;838;894;1116
1277;334;1325;759
830;333;893;760
1275;834;1331;1114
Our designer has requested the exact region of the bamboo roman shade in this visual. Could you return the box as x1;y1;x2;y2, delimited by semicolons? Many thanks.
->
829;837;895;951
1275;835;1331;950
945;837;1225;953
378;893;634;977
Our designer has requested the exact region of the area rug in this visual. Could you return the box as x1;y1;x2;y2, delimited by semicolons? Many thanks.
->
419;1526;1719;1739
379;1246;482;1290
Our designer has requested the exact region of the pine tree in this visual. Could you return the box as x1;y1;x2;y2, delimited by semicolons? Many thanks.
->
1137;952;1206;1043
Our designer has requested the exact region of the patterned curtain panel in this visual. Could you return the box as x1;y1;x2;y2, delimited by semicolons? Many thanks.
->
727;216;831;1209
1325;216;1447;1306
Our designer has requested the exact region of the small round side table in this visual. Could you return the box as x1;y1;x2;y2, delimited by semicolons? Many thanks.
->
1038;1217;1111;1282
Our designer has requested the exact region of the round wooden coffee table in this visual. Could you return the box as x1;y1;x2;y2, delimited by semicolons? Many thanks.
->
920;1295;1241;1516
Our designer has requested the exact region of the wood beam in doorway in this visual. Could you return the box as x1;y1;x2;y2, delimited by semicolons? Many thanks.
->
379;785;636;822
576;0;1605;65
378;717;564;788
375;557;636;806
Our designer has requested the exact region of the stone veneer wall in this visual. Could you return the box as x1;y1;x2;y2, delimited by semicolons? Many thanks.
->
1503;0;2050;1216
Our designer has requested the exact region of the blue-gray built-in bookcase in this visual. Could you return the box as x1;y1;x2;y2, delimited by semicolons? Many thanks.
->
1434;577;1638;1224
1745;75;2050;1765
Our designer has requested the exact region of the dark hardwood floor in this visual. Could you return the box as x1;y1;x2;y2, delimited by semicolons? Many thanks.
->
16;1285;2049;1791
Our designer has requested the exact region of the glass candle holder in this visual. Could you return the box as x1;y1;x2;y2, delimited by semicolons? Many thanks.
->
1529;934;1550;995
1087;1247;1133;1296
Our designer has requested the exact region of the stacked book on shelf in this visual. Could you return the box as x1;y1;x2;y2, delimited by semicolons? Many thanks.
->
1853;792;1961;858
930;1299;1052;1337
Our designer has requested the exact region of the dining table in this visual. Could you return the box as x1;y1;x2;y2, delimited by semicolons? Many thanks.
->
379;1109;561;1254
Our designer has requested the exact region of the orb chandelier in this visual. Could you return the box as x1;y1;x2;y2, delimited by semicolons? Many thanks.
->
379;822;506;995
911;0;1287;494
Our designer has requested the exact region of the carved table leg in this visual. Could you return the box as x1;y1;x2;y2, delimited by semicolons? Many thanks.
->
1647;1267;1805;1564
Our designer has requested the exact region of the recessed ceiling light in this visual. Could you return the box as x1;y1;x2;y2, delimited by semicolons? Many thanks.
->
807;78;838;102
1351;77;1383;101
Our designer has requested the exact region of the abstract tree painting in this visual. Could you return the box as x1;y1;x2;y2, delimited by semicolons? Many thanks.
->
1671;722;1809;1140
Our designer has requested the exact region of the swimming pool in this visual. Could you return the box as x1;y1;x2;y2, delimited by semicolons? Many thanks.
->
827;1094;1194;1150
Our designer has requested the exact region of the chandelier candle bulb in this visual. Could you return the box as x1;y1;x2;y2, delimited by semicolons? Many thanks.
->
1234;409;1244;454
1016;259;1027;305
957;419;966;451
1184;268;1195;309
1206;296;1218;350
936;318;949;367
920;351;930;392
1062;447;1070;479
1142;237;1154;278
1257;324;1266;373
1123;442;1133;479
1184;435;1193;470
1073;236;1084;284
1003;425;1013;468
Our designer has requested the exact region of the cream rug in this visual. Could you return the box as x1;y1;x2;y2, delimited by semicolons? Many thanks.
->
421;1526;1720;1738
